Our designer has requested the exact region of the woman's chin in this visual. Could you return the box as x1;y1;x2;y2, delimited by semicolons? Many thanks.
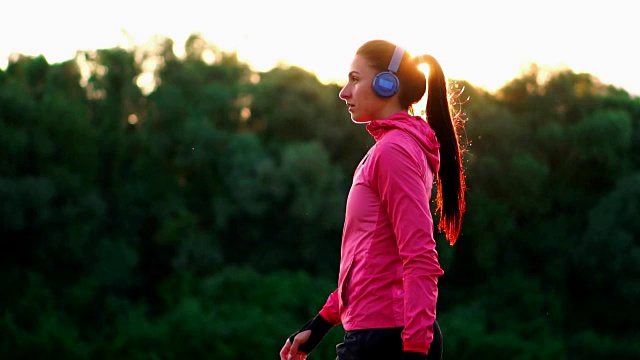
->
351;116;370;124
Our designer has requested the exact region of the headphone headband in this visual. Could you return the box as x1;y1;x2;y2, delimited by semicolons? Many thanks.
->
388;46;404;73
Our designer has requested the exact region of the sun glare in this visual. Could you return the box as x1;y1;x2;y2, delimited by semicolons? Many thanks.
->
418;64;430;76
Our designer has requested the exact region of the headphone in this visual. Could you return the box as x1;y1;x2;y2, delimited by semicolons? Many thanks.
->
372;46;404;98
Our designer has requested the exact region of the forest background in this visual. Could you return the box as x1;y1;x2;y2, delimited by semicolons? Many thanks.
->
1;34;639;359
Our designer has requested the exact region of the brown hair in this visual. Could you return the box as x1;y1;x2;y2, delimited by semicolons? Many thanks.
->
356;40;467;245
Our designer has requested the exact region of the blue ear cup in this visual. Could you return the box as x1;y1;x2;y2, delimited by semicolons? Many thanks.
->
372;46;404;98
372;71;400;97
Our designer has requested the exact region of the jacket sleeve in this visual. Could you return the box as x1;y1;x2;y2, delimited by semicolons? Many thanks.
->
318;288;342;325
371;139;444;355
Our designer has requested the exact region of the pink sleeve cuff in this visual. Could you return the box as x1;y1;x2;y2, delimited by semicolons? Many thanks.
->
403;341;430;354
319;307;341;325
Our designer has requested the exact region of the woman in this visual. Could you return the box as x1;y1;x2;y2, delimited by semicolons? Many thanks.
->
280;39;467;360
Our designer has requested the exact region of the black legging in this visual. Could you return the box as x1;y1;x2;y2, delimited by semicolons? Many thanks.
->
335;320;443;360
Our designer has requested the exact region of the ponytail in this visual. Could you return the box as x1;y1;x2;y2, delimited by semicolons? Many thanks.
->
420;55;467;245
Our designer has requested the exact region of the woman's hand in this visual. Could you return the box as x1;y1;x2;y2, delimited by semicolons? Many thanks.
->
279;330;311;360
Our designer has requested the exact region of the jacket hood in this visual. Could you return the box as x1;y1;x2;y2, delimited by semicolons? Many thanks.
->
366;111;440;173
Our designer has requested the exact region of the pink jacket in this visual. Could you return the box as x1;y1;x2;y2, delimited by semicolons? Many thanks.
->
318;111;444;354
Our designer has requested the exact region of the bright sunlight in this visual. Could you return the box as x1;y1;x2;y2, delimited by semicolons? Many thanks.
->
1;0;637;95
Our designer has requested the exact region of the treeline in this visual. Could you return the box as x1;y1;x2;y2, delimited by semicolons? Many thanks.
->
1;34;638;359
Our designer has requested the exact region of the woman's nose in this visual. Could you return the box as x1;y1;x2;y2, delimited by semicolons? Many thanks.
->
339;85;350;100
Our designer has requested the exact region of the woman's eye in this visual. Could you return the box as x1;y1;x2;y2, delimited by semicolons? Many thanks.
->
350;76;358;82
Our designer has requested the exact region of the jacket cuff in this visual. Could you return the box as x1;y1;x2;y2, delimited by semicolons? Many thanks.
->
319;307;341;325
403;340;430;354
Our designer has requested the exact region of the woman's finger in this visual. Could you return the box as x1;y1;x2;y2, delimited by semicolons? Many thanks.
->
279;339;292;360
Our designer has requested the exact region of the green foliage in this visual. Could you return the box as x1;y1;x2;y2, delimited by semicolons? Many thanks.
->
570;173;640;334
442;302;565;360
1;36;639;359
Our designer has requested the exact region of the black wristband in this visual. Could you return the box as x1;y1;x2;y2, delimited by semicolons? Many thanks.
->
402;351;428;360
288;314;334;354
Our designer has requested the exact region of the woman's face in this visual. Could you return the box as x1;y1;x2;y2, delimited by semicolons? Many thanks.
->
339;55;387;123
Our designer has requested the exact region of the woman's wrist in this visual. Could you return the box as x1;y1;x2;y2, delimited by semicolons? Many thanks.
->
288;314;333;354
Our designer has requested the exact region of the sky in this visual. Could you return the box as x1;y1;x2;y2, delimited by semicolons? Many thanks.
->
1;0;638;96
